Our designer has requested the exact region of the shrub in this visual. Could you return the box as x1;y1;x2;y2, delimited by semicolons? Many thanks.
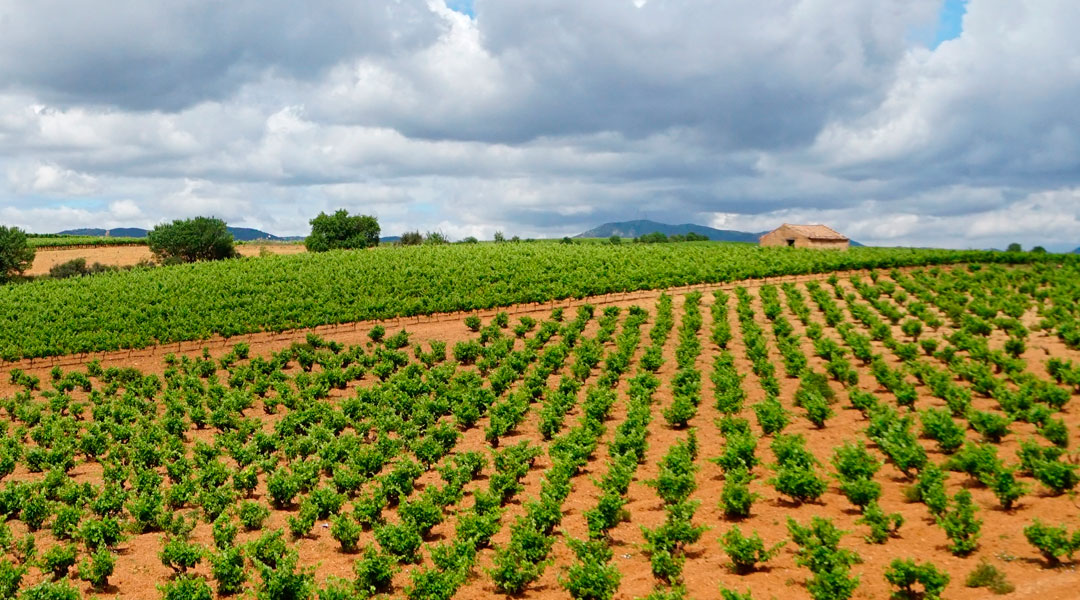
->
159;575;214;600
720;526;784;573
353;545;396;596
769;464;827;504
239;500;271;530
1023;520;1080;565
398;231;423;246
0;558;25;598
560;537;620;600
211;546;248;596
856;502;903;544
41;543;77;579
17;580;81;600
883;558;949;600
79;546;115;590
148;217;237;263
964;560;1014;594
160;535;205;573
720;467;759;519
305;209;380;252
0;226;34;282
374;522;423;564
254;551;313;600
936;490;981;556
330;514;361;553
48;258;113;279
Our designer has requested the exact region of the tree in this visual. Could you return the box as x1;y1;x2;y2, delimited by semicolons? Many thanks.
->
148;217;236;264
494;231;506;243
1032;246;1047;254
305;209;380;252
399;231;423;246
1006;243;1022;252
0;226;35;282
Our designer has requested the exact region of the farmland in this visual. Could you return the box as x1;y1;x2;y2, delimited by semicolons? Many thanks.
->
0;243;1052;362
1;251;1080;599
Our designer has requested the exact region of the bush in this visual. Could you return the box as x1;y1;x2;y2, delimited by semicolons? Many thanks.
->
160;535;205;573
330;514;361;553
560;537;620;600
398;231;423;246
0;558;26;598
720;526;784;573
305;209;380;252
48;258;114;279
720;468;759;519
856;502;903;544
148;217;237;263
354;545;396;596
937;490;981;556
884;558;949;600
41;543;77;579
239;500;271;530
17;580;81;600
964;560;1014;594
0;226;34;283
1023;520;1080;565
79;546;115;590
374;522;423;564
159;575;214;600
211;546;248;596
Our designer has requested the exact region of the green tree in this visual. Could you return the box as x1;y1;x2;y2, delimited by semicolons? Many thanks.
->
0;226;35;282
305;209;380;252
148;217;237;263
1006;242;1022;252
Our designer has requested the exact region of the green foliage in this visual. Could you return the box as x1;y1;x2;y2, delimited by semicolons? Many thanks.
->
0;226;35;282
964;560;1014;594
856;502;903;544
330;514;362;553
1023;520;1080;565
353;545;396;596
17;580;82;600
211;546;248;596
560;537;621;600
41;543;77;579
720;526;784;573
883;558;949;600
0;558;25;598
374;522;423;564
160;535;205;573
720;467;759;519
148;217;237;263
159;575;214;600
239;500;271;530
78;546;115;590
787;517;861;600
936;490;981;556
254;550;313;600
305;209;380;252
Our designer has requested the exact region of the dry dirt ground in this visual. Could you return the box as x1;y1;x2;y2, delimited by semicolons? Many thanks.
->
26;243;306;275
1;268;1079;600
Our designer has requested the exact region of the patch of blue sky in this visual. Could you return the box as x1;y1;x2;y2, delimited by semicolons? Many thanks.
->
445;0;474;18
932;0;967;48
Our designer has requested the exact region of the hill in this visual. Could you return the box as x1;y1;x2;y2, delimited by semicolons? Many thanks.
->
575;219;762;242
58;226;298;242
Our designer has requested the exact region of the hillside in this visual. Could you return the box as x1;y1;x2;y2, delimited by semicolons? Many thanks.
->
576;219;762;242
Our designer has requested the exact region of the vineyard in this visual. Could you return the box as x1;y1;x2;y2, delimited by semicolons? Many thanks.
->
0;243;1058;361
27;236;147;249
1;260;1079;599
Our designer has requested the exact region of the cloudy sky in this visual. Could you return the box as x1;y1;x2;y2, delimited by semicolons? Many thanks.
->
0;0;1077;249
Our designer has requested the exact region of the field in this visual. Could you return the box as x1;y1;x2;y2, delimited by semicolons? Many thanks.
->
27;236;148;249
1;247;1079;600
25;243;306;277
0;243;1049;361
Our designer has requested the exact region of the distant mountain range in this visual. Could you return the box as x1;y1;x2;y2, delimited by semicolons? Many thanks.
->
576;220;763;242
58;227;303;242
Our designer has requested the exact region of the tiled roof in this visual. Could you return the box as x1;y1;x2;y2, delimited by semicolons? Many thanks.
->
781;224;848;241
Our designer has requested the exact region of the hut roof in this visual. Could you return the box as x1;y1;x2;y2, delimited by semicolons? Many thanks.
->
780;224;849;241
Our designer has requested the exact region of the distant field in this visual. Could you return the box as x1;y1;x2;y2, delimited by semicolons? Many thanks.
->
27;234;147;248
0;242;1058;361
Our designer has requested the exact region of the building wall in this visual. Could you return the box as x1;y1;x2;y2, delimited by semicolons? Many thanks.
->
758;226;849;249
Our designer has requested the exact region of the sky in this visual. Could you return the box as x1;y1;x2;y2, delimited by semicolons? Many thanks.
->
0;0;1078;250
